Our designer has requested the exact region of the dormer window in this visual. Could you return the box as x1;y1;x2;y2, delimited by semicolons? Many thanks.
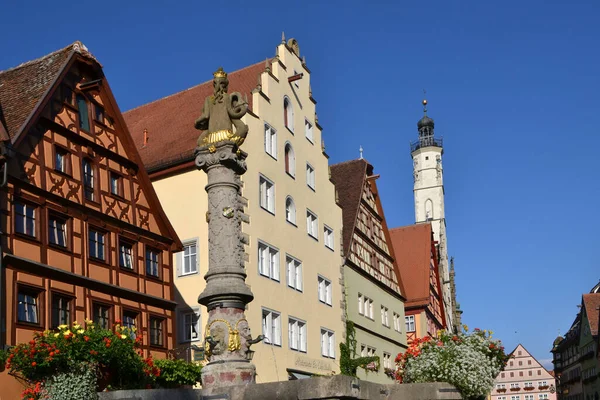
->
284;97;294;133
76;94;90;131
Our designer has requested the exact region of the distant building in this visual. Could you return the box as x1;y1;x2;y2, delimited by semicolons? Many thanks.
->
0;42;181;398
491;344;557;400
410;100;459;331
389;223;446;341
123;36;345;381
330;158;407;383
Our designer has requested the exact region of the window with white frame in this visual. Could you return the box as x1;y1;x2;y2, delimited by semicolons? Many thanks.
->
119;241;134;269
524;395;534;400
524;382;533;388
498;397;506;400
497;384;506;389
318;276;332;305
305;119;313;143
284;143;295;177
179;309;200;343
259;175;275;214
324;225;334;250
306;210;318;239
383;352;391;369
510;383;520;388
358;294;364;315
178;239;198;276
393;312;401;332
264;123;277;158
320;328;335;358
365;346;376;357
285;197;296;225
360;344;366;357
381;306;389;327
511;396;520;400
258;241;280;281
538;395;548;400
262;308;281;346
283;97;294;132
306;163;315;190
288;317;307;352
364;296;374;319
17;289;39;324
405;315;415;332
286;256;302;291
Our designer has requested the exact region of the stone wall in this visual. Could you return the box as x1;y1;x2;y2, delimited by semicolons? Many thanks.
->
98;375;461;400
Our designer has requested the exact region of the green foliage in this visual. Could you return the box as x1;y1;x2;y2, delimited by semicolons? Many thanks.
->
41;365;98;400
339;320;380;377
153;358;202;388
0;348;8;367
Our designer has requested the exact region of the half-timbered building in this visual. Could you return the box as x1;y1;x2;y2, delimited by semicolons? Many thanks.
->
389;223;446;343
330;158;407;383
0;42;181;397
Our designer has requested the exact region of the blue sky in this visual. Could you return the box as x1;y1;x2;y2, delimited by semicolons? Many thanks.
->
2;0;599;368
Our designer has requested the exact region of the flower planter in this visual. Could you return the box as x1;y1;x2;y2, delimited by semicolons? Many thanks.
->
497;389;507;393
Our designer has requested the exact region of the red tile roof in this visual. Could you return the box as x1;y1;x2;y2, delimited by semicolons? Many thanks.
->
123;61;267;171
389;223;433;307
0;42;94;141
582;293;600;336
330;159;369;258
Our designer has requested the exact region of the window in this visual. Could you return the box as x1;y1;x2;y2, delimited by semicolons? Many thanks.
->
286;256;302;291
306;163;315;190
510;372;514;377
405;315;415;332
76;94;90;131
149;317;164;347
82;158;95;201
17;289;39;324
258;241;279;281
122;311;137;336
283;97;294;132
110;172;122;196
89;229;105;260
539;396;548;400
497;384;506;389
511;383;520;388
285;197;296;225
262;308;281;346
318;276;332;306
284;143;295;177
381;306;389;327
519;361;523;366
537;370;541;375
264;123;277;158
62;85;73;105
528;360;532;365
320;328;335;358
393;312;402;332
519;371;523;377
54;146;70;174
511;397;520;400
305;119;313;143
259;175;275;214
501;373;505;378
524;382;533;388
15;201;36;237
364;296;374;319
324;226;334;250
146;247;160;278
51;294;71;328
48;214;67;248
358;294;364;315
180;310;200;343
94;104;104;124
306;210;318;239
179;240;198;276
528;371;532;376
383;352;392;369
119;241;134;270
288;317;306;352
93;303;111;329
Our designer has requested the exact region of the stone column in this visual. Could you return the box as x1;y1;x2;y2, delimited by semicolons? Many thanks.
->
195;142;256;388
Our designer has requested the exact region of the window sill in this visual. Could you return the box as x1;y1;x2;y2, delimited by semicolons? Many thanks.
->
14;232;40;244
84;197;101;207
262;342;282;348
308;234;318;242
119;266;138;276
285;127;294;135
259;273;280;283
325;245;334;252
307;185;316;192
290;348;307;354
319;300;332;307
266;152;277;161
178;271;199;277
145;274;163;282
52;170;73;179
286;172;295;180
107;193;126;202
89;256;110;267
16;321;43;330
260;206;275;216
286;220;297;228
149;344;166;350
287;285;303;293
48;243;71;254
306;137;314;145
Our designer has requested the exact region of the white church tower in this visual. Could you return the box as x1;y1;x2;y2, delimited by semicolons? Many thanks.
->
411;98;456;332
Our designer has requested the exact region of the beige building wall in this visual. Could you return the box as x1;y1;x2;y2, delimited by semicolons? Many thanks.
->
152;40;345;382
345;266;406;383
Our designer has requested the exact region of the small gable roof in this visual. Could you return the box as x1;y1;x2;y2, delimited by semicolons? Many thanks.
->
389;223;433;307
0;42;95;142
582;293;600;336
123;60;267;171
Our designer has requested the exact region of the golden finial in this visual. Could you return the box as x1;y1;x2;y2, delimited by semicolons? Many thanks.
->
422;90;428;114
213;67;227;79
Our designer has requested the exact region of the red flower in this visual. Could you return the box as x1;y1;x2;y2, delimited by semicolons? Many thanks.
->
31;362;36;367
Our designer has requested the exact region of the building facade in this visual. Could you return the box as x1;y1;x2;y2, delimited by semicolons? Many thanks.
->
410;101;458;331
0;42;181;398
389;223;446;342
123;37;345;382
330;159;407;383
491;344;557;400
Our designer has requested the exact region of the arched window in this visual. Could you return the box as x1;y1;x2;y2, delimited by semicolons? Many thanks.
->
284;143;296;177
285;197;296;225
425;199;433;220
82;158;95;201
284;97;294;132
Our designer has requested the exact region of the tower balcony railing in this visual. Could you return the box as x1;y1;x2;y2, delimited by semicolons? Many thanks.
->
410;136;443;152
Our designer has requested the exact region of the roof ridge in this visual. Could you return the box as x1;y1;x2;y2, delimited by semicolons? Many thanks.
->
389;223;431;232
330;158;365;168
0;41;89;75
124;59;267;115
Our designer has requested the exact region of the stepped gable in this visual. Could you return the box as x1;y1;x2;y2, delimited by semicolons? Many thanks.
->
123;60;267;171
